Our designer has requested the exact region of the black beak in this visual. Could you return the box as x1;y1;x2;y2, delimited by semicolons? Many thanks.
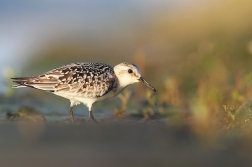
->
138;77;157;92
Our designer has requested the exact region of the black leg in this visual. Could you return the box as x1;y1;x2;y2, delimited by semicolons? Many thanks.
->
89;110;97;123
68;106;74;122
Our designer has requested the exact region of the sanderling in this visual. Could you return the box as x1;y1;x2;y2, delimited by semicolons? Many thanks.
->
11;62;156;122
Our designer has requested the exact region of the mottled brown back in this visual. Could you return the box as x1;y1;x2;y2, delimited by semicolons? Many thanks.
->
12;62;117;98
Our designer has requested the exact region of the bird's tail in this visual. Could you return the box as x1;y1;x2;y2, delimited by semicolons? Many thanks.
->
11;77;35;88
11;76;57;92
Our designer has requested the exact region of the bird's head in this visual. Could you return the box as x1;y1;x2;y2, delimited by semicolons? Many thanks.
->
114;62;156;92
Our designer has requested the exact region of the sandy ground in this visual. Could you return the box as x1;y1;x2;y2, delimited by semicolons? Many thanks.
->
0;121;251;167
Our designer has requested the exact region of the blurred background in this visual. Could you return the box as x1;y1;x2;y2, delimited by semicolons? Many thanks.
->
1;0;252;128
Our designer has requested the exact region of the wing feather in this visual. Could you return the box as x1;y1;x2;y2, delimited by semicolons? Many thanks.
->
11;62;117;97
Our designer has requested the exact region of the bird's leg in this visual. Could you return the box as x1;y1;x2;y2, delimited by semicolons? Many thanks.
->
68;106;74;122
89;110;97;123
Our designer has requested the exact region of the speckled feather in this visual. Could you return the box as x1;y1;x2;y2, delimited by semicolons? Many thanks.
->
12;62;117;98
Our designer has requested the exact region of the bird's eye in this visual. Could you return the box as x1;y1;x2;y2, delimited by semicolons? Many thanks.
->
128;69;133;73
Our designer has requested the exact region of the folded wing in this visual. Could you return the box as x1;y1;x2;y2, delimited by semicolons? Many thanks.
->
11;63;117;98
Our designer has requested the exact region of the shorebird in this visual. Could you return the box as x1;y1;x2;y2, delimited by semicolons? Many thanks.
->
11;62;156;122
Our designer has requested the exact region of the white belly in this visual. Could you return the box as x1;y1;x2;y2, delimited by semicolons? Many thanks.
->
53;85;126;107
54;92;96;106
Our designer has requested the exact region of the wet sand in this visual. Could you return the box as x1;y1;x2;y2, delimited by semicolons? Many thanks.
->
0;121;251;167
